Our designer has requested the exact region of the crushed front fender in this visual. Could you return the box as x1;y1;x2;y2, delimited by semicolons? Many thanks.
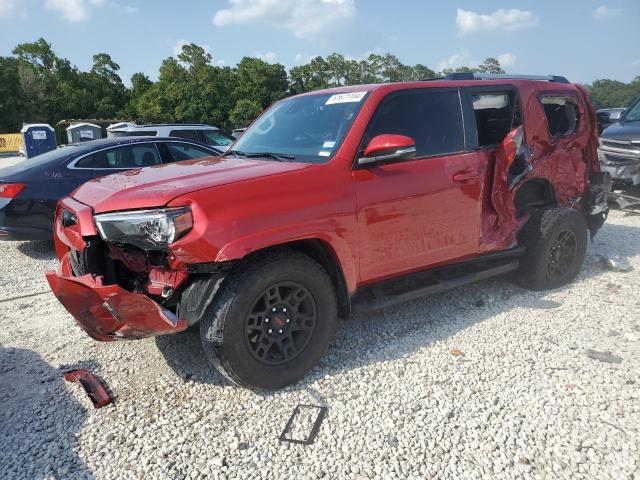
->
46;255;188;341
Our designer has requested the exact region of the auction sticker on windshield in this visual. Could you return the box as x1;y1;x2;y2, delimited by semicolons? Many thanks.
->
325;92;367;105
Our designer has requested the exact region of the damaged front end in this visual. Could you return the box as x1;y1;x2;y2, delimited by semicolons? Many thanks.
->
46;198;231;341
598;138;640;186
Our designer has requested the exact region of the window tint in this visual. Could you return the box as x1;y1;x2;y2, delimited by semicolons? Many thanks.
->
363;90;464;158
471;91;520;147
200;129;234;147
125;131;157;136
170;129;199;141
541;96;579;138
164;143;216;162
75;144;161;168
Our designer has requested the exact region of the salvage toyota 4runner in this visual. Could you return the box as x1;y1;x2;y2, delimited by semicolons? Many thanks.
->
47;73;610;390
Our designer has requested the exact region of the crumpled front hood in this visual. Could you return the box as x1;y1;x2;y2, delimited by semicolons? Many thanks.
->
72;156;309;213
601;121;640;142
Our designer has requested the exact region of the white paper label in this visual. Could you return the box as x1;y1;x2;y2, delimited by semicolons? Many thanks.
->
325;92;367;105
318;151;331;157
322;141;336;149
32;131;46;140
79;130;94;139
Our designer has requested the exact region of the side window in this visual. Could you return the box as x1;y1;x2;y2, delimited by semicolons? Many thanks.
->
125;130;157;136
170;129;199;141
471;91;520;147
200;129;234;147
162;142;216;162
75;145;160;168
363;90;464;158
541;96;580;138
129;145;161;167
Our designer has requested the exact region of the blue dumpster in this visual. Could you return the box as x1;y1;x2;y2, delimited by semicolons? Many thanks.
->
21;124;57;159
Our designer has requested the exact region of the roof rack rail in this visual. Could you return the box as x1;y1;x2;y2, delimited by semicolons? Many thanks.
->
443;73;570;84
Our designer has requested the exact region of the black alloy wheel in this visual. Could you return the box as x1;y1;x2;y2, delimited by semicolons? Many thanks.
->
244;281;317;366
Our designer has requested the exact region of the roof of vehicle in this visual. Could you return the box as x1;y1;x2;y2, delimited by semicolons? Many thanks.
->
293;74;577;99
60;136;219;154
129;124;220;129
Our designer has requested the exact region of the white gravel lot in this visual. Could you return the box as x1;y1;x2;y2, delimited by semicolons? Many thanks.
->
0;208;638;480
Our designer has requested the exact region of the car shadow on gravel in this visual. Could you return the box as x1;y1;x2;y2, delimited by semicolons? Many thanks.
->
155;329;228;386
153;220;640;391
16;240;56;260
0;344;94;479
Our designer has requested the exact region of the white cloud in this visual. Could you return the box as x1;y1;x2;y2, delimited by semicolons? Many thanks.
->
456;8;539;35
43;0;136;21
497;52;517;67
593;6;622;19
437;50;471;71
254;51;278;63
0;0;22;18
45;0;90;21
213;0;356;39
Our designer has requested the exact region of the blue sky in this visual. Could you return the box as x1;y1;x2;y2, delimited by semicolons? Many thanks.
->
0;0;638;85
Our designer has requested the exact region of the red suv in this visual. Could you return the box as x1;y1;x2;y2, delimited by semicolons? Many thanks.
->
47;73;610;390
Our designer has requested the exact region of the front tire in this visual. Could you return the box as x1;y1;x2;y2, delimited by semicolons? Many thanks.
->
516;207;588;290
200;250;338;390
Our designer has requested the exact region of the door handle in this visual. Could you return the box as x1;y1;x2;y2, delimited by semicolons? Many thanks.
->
452;171;480;183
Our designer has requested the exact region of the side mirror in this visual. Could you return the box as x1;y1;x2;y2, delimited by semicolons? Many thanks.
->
358;134;416;166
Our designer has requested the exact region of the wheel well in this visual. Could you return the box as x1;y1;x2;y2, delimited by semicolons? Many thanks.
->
514;180;556;216
243;239;351;320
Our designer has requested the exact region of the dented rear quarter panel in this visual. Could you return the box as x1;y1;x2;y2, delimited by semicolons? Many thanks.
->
520;82;597;208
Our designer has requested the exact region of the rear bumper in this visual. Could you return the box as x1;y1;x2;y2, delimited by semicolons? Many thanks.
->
46;253;188;341
0;198;53;241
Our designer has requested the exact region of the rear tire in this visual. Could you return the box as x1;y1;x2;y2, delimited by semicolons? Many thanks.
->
200;250;338;390
516;207;587;290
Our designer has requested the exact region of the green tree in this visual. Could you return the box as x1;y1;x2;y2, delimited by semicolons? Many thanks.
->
229;99;262;128
0;57;23;131
233;57;288;109
477;57;505;74
589;77;640;108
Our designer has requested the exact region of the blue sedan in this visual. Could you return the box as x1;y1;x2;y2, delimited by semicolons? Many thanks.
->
0;137;221;241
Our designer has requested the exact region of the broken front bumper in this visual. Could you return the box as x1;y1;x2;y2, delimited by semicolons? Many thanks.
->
598;148;640;185
46;254;188;341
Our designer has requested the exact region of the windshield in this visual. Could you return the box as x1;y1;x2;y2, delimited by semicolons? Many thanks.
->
202;130;234;147
232;91;369;163
624;99;640;122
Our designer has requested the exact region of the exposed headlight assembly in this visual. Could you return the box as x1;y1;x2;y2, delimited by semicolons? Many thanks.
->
94;207;193;249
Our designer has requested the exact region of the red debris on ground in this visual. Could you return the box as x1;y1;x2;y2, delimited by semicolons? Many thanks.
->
63;368;112;408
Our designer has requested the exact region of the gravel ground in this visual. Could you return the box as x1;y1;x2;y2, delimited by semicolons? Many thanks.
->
0;209;639;480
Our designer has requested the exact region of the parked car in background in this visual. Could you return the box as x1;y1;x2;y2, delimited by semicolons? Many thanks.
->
106;122;136;137
598;97;640;186
596;107;627;134
0;137;221;240
231;128;246;139
118;124;235;151
46;73;609;390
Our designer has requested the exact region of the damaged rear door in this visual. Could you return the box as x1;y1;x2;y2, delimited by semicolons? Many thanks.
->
461;85;532;248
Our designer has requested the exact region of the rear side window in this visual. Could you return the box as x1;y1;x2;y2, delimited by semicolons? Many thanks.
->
541;96;579;138
363;89;464;158
200;129;234;147
162;142;216;162
471;91;520;147
170;129;199;141
75;145;161;168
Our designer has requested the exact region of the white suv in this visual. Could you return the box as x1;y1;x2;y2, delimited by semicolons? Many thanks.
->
116;124;234;151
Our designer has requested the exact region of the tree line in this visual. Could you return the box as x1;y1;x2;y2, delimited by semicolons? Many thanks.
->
0;37;638;134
